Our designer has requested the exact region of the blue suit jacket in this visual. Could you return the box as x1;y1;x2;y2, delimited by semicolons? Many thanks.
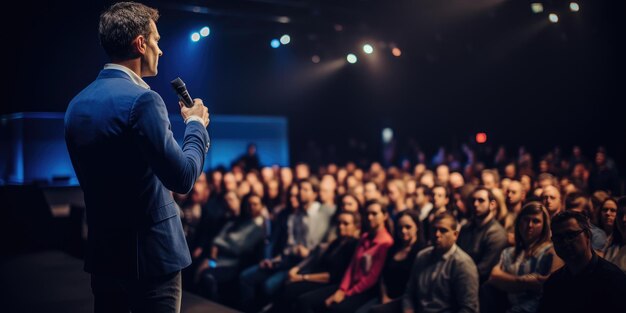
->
64;69;209;279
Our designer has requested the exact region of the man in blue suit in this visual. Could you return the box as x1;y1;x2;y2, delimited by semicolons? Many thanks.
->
64;2;210;312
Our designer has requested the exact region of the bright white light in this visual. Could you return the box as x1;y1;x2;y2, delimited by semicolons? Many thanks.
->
346;54;357;64
382;128;393;144
549;13;559;23
311;55;320;64
530;3;543;14
200;27;210;37
363;44;373;54
191;32;200;42
570;2;580;12
280;35;291;45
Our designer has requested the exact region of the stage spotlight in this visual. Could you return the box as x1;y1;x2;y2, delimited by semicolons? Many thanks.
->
569;2;579;12
476;133;487;144
363;44;373;54
382;128;393;144
346;54;357;64
392;48;402;57
200;26;210;37
191;32;200;42
270;39;280;48
530;3;543;14
312;55;320;64
548;13;559;23
280;35;291;45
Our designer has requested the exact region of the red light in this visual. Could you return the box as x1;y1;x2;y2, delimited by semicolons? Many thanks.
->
476;132;487;144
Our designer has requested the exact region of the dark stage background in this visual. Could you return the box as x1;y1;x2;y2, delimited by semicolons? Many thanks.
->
3;0;625;171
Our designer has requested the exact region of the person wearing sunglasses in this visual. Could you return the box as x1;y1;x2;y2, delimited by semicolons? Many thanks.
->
537;211;626;313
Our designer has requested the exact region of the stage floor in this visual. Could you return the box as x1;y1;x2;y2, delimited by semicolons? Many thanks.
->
0;250;240;313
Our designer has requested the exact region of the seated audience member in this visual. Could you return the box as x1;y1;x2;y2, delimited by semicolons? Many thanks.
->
195;194;266;301
274;211;360;312
403;213;479;313
356;210;425;313
458;186;508;284
540;186;562;219
239;178;331;312
537;211;626;313
297;200;394;313
597;197;618;240
414;184;434;222
504;180;526;245
564;192;607;253
602;197;626;273
484;202;563;313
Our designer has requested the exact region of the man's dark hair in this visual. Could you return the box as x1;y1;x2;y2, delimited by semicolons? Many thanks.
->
564;191;590;216
416;184;433;199
297;177;319;194
551;211;592;240
432;212;458;232
99;2;159;60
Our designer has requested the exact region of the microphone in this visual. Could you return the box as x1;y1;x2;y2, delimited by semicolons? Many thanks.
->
170;77;194;108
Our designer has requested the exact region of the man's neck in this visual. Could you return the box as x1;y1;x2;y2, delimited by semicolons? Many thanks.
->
566;250;594;275
113;59;142;77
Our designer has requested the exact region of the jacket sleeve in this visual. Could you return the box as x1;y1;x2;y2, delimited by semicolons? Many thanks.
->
130;91;209;194
343;239;393;296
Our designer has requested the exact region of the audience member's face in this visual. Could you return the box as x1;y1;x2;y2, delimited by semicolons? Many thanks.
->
248;196;263;217
552;218;590;263
542;186;562;216
436;165;450;185
415;187;429;207
482;173;496;189
600;200;618;228
420;174;435;189
432;218;458;252
504;164;516;179
261;167;274;182
506;181;524;207
367;203;387;230
414;164;426;177
520;212;543;245
338;213;357;238
406;179;417;195
387;183;401;203
268;180;279;199
237;181;251;198
398;215;418;244
224;192;240;214
280;168;293;186
223;173;237;192
342;195;359;213
520;175;532;194
211;171;223;187
246;172;259;184
299;182;316;206
289;185;299;209
472;190;493;218
449;173;464;189
295;164;310;180
595;152;606;166
364;182;380;201
433;186;449;210
319;180;336;204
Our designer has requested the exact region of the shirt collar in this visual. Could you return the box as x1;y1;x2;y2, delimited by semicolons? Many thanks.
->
103;63;150;90
306;201;321;216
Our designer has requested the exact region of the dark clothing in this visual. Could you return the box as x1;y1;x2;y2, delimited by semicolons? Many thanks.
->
65;68;209;279
381;243;422;299
300;237;359;283
91;271;181;313
537;254;626;313
457;218;508;283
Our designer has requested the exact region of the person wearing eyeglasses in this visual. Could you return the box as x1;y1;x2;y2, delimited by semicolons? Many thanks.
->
457;186;508;284
537;211;626;313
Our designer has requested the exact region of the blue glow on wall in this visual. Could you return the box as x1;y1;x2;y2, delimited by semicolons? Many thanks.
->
0;112;289;185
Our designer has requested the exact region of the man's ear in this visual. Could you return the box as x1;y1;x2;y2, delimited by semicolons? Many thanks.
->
132;35;147;55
